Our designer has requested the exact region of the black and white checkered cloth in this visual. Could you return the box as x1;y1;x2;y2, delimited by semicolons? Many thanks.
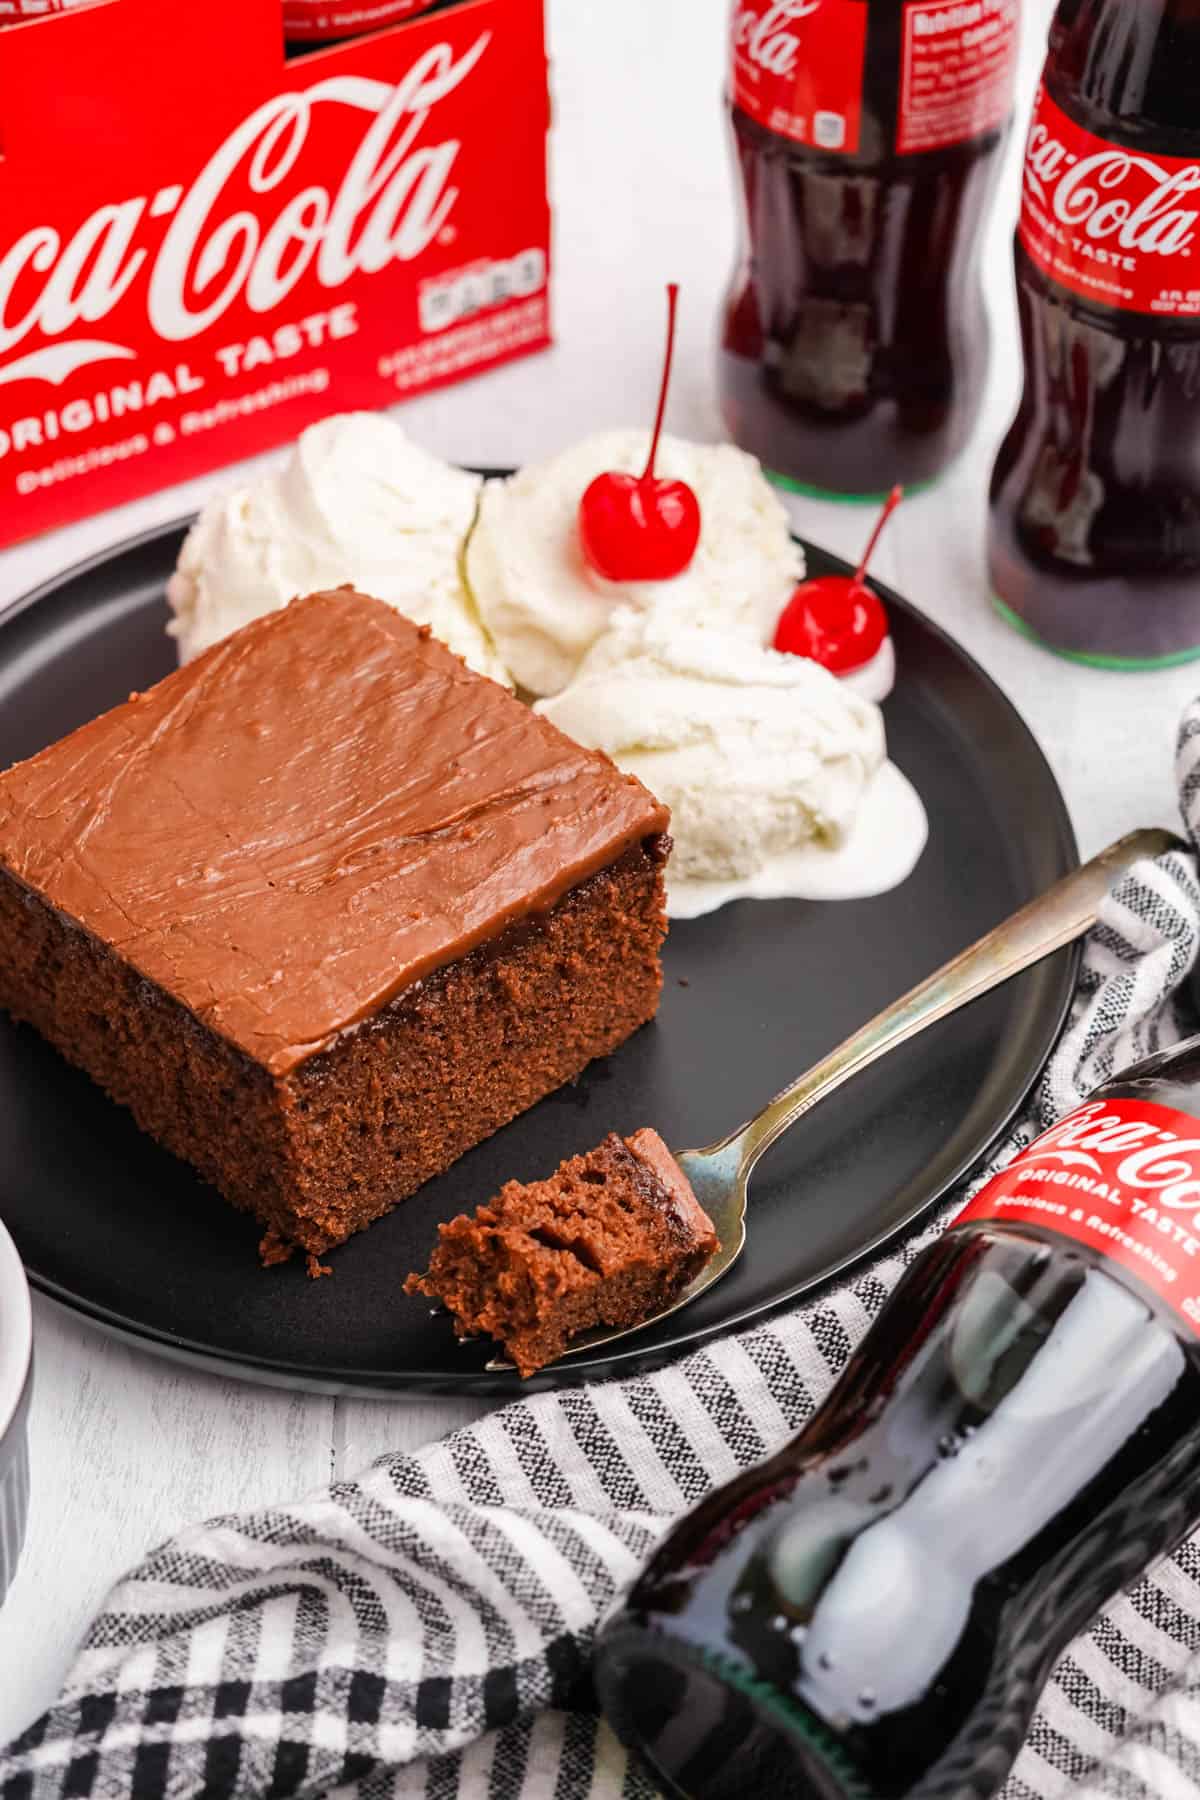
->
6;712;1200;1800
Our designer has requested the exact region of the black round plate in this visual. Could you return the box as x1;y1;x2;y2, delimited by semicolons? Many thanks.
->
0;518;1078;1395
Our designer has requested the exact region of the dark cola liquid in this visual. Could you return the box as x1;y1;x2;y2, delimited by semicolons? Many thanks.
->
988;0;1200;665
596;1056;1200;1799
719;8;1010;499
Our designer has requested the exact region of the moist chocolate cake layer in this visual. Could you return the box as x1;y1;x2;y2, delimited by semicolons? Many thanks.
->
0;589;671;1264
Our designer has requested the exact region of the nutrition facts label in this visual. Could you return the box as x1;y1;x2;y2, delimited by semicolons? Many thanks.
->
897;0;1019;155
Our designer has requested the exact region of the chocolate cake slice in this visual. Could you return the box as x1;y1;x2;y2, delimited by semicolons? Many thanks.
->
0;588;671;1269
405;1129;719;1376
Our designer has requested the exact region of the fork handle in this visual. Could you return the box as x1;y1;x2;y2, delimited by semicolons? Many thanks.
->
727;827;1184;1181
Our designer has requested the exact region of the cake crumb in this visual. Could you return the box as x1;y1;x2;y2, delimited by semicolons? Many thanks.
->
259;1226;294;1267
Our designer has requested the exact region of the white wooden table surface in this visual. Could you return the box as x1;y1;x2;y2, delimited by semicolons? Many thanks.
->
1;0;1193;1744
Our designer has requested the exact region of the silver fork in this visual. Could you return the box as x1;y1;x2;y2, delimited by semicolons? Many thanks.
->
487;825;1180;1373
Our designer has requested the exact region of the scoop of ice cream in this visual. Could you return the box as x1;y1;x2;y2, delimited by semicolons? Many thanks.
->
167;413;507;683
466;430;804;696
536;609;886;884
839;635;895;704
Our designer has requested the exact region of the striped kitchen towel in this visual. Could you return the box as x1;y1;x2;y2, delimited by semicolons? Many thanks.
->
5;712;1200;1800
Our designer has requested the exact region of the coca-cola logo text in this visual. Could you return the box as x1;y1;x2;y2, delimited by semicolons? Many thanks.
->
1023;104;1200;263
1009;1099;1200;1218
731;0;820;79
0;33;490;386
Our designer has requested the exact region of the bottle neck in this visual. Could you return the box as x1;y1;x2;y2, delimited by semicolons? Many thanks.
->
1050;0;1200;136
1100;1027;1200;1098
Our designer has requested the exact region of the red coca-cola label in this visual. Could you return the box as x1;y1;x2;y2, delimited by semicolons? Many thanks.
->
729;0;868;155
1019;86;1200;317
0;0;551;549
284;0;442;42
896;0;1018;156
958;1098;1200;1332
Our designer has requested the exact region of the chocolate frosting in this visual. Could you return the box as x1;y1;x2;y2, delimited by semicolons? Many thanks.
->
0;589;669;1076
624;1129;719;1253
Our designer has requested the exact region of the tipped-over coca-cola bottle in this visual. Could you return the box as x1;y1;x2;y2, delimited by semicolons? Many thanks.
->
596;1033;1200;1800
720;0;1019;499
989;0;1200;668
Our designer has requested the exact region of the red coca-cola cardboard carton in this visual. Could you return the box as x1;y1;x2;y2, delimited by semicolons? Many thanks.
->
0;0;551;548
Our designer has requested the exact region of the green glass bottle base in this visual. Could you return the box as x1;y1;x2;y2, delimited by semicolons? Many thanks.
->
598;1623;876;1800
695;1646;874;1800
763;468;940;504
991;595;1200;671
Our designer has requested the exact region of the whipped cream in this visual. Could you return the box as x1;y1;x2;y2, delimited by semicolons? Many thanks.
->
536;609;924;911
167;413;508;683
466;429;805;696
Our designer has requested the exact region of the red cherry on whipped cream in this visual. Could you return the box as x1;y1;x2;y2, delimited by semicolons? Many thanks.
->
774;485;902;674
578;284;701;583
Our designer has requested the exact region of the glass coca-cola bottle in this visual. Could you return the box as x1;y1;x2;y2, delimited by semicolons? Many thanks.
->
988;0;1200;668
595;1034;1200;1800
720;0;1019;500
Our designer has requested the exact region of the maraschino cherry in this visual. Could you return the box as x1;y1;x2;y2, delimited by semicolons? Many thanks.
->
578;284;702;582
774;485;903;674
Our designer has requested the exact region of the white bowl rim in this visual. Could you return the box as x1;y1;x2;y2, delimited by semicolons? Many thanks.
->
0;1215;32;1440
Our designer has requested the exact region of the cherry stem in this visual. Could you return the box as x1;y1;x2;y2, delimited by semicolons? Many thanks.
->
641;282;680;485
854;484;904;585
